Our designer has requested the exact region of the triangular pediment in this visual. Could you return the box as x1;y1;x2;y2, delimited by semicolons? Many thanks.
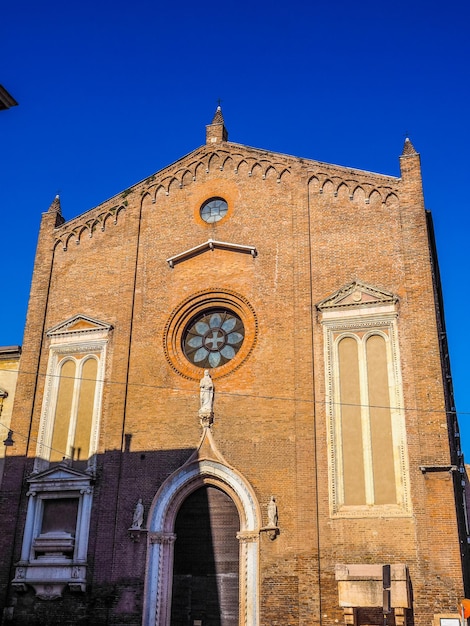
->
47;314;113;338
27;462;92;488
317;281;398;311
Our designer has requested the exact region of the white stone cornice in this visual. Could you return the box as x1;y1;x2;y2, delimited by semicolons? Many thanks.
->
166;239;257;268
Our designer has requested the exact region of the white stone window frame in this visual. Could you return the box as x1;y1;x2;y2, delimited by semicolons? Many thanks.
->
34;316;111;474
12;465;93;598
321;303;411;518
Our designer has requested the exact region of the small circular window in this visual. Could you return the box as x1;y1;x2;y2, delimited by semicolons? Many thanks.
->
200;197;228;223
183;309;244;368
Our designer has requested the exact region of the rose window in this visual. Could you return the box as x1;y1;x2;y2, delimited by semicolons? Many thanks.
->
183;309;244;368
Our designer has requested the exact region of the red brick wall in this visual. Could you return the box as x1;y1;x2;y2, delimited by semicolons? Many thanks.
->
0;137;465;625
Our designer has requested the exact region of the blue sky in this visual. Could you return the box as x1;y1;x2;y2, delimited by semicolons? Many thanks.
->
2;0;469;454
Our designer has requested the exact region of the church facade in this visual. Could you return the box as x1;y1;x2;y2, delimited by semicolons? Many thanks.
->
0;108;468;626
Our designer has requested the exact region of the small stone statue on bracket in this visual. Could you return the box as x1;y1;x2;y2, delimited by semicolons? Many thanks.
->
267;496;278;528
131;498;144;530
261;496;279;540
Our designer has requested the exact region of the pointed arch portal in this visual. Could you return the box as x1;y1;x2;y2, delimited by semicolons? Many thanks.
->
143;459;261;626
